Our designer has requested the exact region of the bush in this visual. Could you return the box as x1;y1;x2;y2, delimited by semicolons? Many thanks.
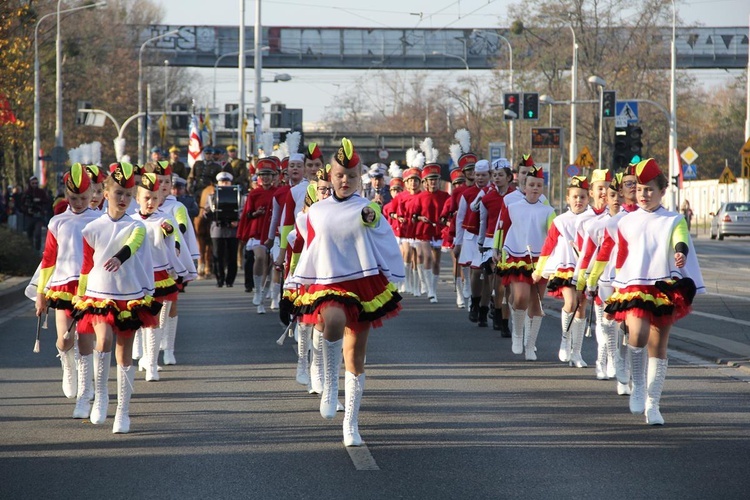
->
0;225;40;276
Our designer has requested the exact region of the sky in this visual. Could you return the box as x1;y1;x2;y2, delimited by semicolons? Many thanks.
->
154;0;750;125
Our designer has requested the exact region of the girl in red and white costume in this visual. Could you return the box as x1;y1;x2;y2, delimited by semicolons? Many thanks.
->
35;164;99;417
477;158;515;334
439;168;468;308
392;150;422;295
131;173;185;381
449;129;477;309
495;163;555;359
533;176;590;366
587;158;704;425
410;138;449;303
289;138;404;446
73;162;160;433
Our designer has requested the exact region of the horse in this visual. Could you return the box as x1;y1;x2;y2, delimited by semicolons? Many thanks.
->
194;184;215;278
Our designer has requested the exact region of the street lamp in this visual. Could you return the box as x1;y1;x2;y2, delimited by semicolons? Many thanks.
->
37;1;105;181
471;30;513;89
588;75;606;171
568;24;579;167
668;0;678;210
213;47;270;111
504;109;517;164
431;51;470;75
138;29;179;164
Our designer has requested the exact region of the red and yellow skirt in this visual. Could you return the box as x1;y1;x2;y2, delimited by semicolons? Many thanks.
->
498;256;536;286
604;280;693;328
74;295;162;336
45;281;79;318
546;267;575;298
294;273;402;333
153;269;179;303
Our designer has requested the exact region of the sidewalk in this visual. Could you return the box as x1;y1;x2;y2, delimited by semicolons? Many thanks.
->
0;276;30;311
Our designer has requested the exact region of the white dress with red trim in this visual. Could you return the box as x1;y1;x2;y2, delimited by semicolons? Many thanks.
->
131;210;184;303
605;207;705;326
499;199;555;285
160;195;200;261
36;207;100;312
538;209;581;297
289;194;405;331
74;213;160;334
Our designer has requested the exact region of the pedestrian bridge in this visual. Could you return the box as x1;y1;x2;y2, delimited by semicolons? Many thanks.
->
135;25;748;70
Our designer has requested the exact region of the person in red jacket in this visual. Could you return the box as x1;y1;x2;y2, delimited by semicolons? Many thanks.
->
383;177;404;237
237;155;279;313
440;168;467;308
411;163;450;303
394;151;423;295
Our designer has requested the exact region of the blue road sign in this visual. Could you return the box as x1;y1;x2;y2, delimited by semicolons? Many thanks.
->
683;163;697;180
615;101;639;124
565;164;580;177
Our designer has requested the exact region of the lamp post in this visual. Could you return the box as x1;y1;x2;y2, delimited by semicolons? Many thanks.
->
504;109;517;165
431;51;470;76
668;0;678;210
568;24;578;166
588;75;606;171
253;0;263;155
138;29;179;164
36;1;105;181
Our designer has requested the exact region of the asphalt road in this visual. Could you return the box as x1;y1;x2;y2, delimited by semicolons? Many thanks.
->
2;242;750;499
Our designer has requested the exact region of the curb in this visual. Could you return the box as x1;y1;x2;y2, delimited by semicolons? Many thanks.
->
0;277;31;312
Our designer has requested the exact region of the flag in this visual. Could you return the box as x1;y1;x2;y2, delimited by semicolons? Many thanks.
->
203;106;212;141
187;115;204;168
674;148;683;189
158;113;168;148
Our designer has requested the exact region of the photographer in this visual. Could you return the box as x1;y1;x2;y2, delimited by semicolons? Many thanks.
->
204;172;239;288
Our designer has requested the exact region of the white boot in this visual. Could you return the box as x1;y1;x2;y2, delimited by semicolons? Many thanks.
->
90;350;111;425
604;319;618;379
425;268;437;303
58;347;78;399
595;323;608;379
343;371;365;447
113;364;135;434
320;338;343;419
83;351;94;401
413;267;423;297
143;327;160;381
559;310;573;362
455;277;465;308
510;307;525;355
646;357;668;425
252;275;263;305
73;353;93;419
270;282;281;310
163;314;178;365
431;272;439;304
462;267;471;300
524;316;543;361
569;318;588;368
629;345;647;415
309;327;324;394
132;329;143;360
295;324;311;386
615;326;631;385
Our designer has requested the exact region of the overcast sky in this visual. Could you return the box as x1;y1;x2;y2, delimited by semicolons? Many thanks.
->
154;0;750;125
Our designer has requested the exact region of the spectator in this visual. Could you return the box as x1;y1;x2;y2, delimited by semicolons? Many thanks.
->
680;199;693;231
172;175;199;219
21;176;51;250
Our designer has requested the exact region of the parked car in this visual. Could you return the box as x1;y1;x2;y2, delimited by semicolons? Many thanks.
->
710;202;750;240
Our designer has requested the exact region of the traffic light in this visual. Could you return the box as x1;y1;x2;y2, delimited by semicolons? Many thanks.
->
602;90;616;118
504;92;519;120
523;92;539;120
613;124;643;169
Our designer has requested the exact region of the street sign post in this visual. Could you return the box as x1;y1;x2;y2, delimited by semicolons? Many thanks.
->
681;147;699;165
682;164;697;180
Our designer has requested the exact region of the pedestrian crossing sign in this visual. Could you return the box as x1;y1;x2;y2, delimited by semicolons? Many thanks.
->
682;164;697;180
615;101;639;127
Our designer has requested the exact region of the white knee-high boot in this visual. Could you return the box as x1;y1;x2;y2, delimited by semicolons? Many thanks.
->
646;357;668;425
615;326;632;395
510;307;526;355
252;275;263;305
90;350;111;425
629;346;647;414
455;276;465;308
295;323;311;386
320;338;343;419
462;267;471;300
603;318;618;379
569;317;588;368
143;327;160;381
270;282;281;310
525;316;543;361
132;329;143;360
113;364;135;434
559;310;573;362
431;272;439;303
163;305;178;365
73;353;93;419
424;268;437;302
58;347;77;399
309;327;324;394
594;304;608;379
414;266;423;297
343;371;365;447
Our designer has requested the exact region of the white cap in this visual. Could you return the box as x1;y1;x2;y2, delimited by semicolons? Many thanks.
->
368;163;385;177
474;159;490;173
216;171;233;182
491;157;511;170
289;153;305;163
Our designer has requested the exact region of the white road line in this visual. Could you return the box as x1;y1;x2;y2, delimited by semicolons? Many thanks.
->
345;443;380;470
690;310;750;327
704;291;750;302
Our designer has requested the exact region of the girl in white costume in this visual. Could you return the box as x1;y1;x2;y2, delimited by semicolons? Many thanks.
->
34;164;99;416
533;176;590;367
73;162;160;433
289;138;404;446
587;158;704;425
495;164;555;360
131;173;185;381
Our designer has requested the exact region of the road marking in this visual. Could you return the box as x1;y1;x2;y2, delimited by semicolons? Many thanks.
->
345;443;380;470
704;291;750;303
690;310;750;327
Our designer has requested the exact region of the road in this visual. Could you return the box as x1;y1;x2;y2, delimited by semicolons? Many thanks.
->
1;237;750;498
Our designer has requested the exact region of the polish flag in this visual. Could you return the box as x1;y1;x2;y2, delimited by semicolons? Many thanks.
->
187;115;204;168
